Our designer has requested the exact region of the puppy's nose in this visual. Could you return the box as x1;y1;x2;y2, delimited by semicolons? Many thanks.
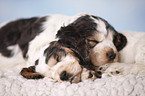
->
60;71;71;81
107;52;116;60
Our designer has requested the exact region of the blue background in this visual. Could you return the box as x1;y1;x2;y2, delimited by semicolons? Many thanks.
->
0;0;145;32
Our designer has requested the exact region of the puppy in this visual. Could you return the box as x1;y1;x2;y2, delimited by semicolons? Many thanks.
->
104;31;145;76
0;13;126;82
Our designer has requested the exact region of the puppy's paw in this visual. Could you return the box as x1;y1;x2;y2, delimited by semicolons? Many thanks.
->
97;64;109;71
104;63;122;76
107;69;121;76
94;64;109;78
20;66;44;79
81;68;96;81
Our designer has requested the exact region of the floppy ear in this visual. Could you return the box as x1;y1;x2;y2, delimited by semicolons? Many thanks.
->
113;33;127;51
20;66;44;79
71;39;98;71
57;25;97;71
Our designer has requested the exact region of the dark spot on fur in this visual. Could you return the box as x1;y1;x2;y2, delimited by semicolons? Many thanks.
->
35;59;39;65
97;71;102;75
99;67;103;70
95;74;102;78
116;70;120;74
110;72;114;74
94;70;102;78
60;71;72;81
88;72;93;78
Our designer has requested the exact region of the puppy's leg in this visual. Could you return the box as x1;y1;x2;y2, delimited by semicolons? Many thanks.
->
20;66;44;79
104;63;145;76
81;64;109;81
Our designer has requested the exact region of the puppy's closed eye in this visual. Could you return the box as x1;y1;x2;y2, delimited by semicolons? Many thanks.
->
88;40;99;48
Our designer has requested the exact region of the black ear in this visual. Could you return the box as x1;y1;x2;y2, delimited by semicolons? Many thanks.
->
71;39;97;71
113;33;127;51
57;26;96;70
44;42;67;64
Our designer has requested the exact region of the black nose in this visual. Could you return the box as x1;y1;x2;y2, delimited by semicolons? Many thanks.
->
60;71;71;81
107;52;116;60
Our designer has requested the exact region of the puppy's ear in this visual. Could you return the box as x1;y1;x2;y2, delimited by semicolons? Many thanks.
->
113;33;127;51
20;66;44;79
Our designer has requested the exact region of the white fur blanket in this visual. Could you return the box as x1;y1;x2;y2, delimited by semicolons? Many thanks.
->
0;70;145;96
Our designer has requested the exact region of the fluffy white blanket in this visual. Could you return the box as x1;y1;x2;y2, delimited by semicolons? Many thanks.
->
0;70;145;96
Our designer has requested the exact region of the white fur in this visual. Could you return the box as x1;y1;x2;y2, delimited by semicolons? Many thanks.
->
105;31;145;76
0;45;25;70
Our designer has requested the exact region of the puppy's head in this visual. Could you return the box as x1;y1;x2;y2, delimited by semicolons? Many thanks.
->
88;15;127;66
44;42;82;83
57;14;127;68
88;27;119;66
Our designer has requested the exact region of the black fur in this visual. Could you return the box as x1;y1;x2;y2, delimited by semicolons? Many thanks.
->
35;59;39;65
113;33;127;51
88;72;93;78
0;17;47;58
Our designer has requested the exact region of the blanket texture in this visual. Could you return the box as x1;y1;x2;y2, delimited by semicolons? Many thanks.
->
0;70;145;96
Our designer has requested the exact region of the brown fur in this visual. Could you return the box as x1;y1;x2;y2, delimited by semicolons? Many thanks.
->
20;66;44;79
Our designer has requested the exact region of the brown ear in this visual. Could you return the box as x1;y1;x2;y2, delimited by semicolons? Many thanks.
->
113;33;127;51
20;66;44;79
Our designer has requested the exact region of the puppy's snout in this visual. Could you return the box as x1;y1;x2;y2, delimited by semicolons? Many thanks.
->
107;52;116;60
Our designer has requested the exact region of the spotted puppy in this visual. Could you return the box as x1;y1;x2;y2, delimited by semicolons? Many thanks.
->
0;13;126;82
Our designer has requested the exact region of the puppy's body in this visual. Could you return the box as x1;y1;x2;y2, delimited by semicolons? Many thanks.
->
0;13;125;82
0;15;70;69
105;31;145;76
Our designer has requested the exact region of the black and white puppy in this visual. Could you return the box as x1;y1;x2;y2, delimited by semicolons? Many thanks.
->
0;13;126;83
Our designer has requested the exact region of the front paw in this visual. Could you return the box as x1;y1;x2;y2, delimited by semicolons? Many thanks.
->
94;64;109;78
105;65;121;76
107;69;121;76
20;66;44;79
97;64;109;71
